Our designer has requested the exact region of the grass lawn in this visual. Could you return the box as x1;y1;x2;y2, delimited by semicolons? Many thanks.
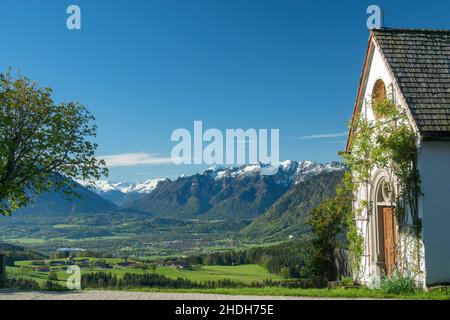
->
6;266;68;286
6;265;450;299
101;286;450;300
7;259;449;300
139;253;184;261
4;238;48;244
81;264;282;283
156;265;282;283
14;257;126;267
7;263;281;286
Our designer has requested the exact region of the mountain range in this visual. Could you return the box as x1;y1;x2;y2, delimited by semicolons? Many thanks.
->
125;161;344;220
3;160;346;243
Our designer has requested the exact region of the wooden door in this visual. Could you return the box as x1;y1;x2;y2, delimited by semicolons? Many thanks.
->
382;207;397;276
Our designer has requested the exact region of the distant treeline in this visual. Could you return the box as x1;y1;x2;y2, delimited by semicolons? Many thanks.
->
0;243;47;266
0;278;66;291
53;249;114;259
185;240;312;279
81;272;313;290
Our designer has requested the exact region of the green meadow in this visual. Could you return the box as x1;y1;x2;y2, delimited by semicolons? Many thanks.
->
7;260;281;286
5;259;450;300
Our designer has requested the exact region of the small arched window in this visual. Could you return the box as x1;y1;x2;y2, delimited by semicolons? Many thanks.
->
372;79;387;103
376;179;395;204
372;79;387;119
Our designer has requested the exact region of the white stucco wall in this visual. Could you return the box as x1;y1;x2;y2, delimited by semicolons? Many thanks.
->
352;42;426;287
418;141;450;286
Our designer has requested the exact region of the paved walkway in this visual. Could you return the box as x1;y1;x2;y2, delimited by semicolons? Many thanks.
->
0;289;338;300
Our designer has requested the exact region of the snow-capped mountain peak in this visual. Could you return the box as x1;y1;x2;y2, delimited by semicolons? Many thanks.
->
119;178;168;193
201;160;345;184
79;178;168;194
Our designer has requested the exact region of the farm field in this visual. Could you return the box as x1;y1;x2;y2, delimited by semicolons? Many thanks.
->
156;264;283;283
6;259;281;286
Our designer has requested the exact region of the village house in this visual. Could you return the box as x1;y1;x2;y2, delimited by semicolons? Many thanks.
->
346;28;450;287
66;256;75;265
117;260;140;268
49;260;66;266
32;265;50;273
31;260;46;266
73;258;90;269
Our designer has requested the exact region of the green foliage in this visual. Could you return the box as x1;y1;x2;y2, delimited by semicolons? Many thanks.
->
306;175;352;284
380;273;417;294
372;100;421;233
0;70;107;216
308;199;342;283
2;278;40;290
81;271;312;290
148;264;157;274
0;243;47;266
138;286;449;300
187;240;311;279
372;98;398;119
241;170;345;241
341;276;354;287
48;271;58;281
42;280;67;291
343;99;422;279
341;172;364;277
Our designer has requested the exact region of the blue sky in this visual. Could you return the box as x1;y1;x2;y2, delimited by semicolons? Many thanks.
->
1;0;449;181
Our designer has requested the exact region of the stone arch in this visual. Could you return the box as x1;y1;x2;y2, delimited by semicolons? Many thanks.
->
369;170;397;276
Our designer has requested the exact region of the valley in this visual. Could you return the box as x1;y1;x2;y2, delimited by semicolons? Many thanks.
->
0;161;344;258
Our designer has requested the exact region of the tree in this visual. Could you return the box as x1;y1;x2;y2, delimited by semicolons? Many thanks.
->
141;263;148;274
0;71;107;215
149;264;157;275
48;271;58;281
307;177;352;285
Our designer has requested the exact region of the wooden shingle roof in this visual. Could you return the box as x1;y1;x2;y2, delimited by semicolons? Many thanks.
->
372;29;450;135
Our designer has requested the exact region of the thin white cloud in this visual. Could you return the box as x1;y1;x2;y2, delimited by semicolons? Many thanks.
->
100;153;173;167
295;132;348;140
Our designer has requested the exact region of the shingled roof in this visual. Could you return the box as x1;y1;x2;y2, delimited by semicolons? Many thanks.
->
372;29;450;135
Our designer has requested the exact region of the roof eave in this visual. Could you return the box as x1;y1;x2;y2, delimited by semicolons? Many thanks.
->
421;132;450;140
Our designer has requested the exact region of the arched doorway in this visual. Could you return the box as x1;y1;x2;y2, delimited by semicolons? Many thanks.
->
372;176;398;276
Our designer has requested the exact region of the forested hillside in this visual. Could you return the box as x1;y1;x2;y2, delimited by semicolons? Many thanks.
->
240;170;345;241
0;243;47;266
186;240;312;278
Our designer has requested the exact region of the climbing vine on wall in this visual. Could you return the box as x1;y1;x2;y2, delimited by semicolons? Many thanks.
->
342;99;422;279
340;172;365;280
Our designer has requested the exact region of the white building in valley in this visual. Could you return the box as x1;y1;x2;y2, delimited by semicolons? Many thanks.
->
346;29;450;287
